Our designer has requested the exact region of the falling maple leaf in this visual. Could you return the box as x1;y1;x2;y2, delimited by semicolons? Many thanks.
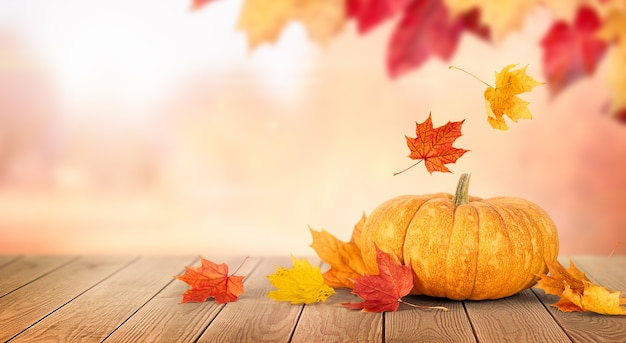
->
387;0;489;78
397;113;468;174
536;259;626;315
347;0;409;33
342;246;448;312
444;0;538;42
484;64;544;130
175;256;247;304
267;256;335;304
541;6;608;95
309;213;368;288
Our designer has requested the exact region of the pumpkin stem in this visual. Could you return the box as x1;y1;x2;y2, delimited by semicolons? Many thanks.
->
452;173;471;207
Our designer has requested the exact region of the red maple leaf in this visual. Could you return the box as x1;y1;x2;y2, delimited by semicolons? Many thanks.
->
342;246;414;312
175;256;247;304
387;0;489;78
346;0;409;33
541;6;608;95
396;113;468;174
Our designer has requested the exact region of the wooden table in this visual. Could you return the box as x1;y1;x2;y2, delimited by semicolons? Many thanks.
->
1;255;624;342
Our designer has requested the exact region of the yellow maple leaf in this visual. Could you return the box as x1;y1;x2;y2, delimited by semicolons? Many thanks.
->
581;281;626;315
293;0;345;47
267;256;335;304
536;259;626;315
236;0;294;50
444;0;539;42
309;213;368;288
484;64;544;130
236;0;344;50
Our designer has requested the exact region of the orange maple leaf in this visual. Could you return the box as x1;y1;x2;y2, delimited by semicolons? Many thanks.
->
536;259;626;315
397;113;469;174
309;213;368;288
175;257;247;304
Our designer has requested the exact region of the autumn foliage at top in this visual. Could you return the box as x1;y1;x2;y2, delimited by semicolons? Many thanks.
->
193;0;626;123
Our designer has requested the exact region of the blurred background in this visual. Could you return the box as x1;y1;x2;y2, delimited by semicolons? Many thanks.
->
1;0;625;256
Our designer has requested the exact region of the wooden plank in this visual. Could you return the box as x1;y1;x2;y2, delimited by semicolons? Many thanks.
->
532;255;626;343
196;257;304;343
385;295;475;343
464;289;570;342
103;256;260;343
0;255;20;267
0;255;136;342
291;288;382;343
0;255;78;297
10;255;193;342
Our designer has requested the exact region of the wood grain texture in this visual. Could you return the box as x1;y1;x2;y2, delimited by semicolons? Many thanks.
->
0;255;19;267
291;288;382;343
0;255;77;296
532;255;626;343
103;256;259;343
385;295;475;343
0;255;136;342
464;289;571;343
10;255;193;343
1;255;624;342
196;257;304;343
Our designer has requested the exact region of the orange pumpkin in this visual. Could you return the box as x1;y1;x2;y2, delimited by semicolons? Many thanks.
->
360;174;559;300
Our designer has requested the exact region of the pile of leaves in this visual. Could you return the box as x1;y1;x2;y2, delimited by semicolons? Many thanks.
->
175;214;625;315
193;0;626;122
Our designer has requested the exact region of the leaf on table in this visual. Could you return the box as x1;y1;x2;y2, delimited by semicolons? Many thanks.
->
341;245;414;312
536;259;626;315
541;6;608;95
443;0;538;42
386;0;489;78
346;0;409;34
484;64;544;130
267;256;335;304
309;213;368;288
175;256;247;304
401;113;468;174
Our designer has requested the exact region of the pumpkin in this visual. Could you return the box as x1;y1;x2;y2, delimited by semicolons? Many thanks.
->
360;173;559;300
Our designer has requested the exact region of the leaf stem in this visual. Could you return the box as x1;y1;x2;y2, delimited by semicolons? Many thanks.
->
394;160;423;176
399;299;448;311
449;66;492;88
